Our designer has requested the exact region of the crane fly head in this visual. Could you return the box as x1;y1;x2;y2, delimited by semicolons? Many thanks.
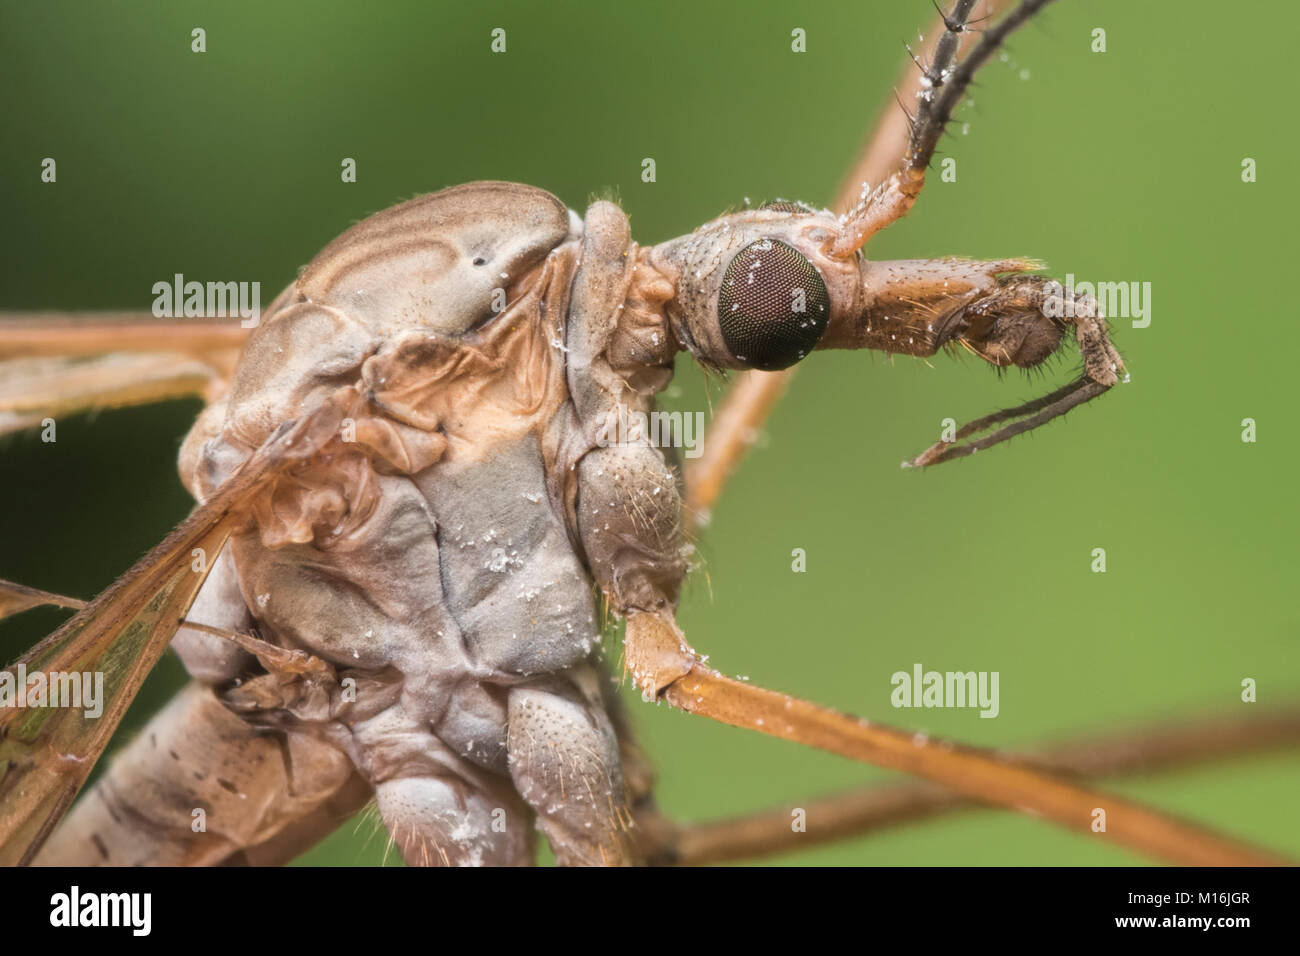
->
648;201;864;372
647;200;1123;467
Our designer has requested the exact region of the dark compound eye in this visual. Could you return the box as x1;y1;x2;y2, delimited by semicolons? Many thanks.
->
758;200;811;214
717;239;831;370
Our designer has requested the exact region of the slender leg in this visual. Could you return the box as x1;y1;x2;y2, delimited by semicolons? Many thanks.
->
506;670;640;866
0;315;247;432
638;707;1300;865
622;610;1288;867
347;694;535;867
0;353;225;435
0;313;248;359
683;367;793;525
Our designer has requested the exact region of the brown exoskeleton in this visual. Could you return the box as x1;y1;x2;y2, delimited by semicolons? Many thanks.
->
0;0;1288;868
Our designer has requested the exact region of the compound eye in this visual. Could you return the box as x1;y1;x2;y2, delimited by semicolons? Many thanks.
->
717;239;830;370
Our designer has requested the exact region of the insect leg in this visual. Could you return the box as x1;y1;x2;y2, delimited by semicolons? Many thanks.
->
622;611;1287;866
371;774;532;867
683;367;794;527
0;314;249;434
596;658;676;853
638;707;1300;864
0;353;225;436
506;668;639;866
0;313;248;361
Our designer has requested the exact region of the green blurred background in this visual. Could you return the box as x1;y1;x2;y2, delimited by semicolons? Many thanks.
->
2;0;1296;865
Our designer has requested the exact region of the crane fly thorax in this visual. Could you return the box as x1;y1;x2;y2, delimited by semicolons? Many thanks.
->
358;246;578;466
167;190;619;783
181;192;583;555
598;246;678;379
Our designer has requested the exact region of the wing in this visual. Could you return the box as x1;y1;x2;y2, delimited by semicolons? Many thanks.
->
0;390;349;865
0;582;84;620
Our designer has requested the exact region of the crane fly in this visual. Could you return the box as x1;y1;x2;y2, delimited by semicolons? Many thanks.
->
0;0;1291;867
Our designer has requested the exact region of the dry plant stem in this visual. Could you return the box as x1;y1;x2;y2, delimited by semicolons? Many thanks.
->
653;708;1300;864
